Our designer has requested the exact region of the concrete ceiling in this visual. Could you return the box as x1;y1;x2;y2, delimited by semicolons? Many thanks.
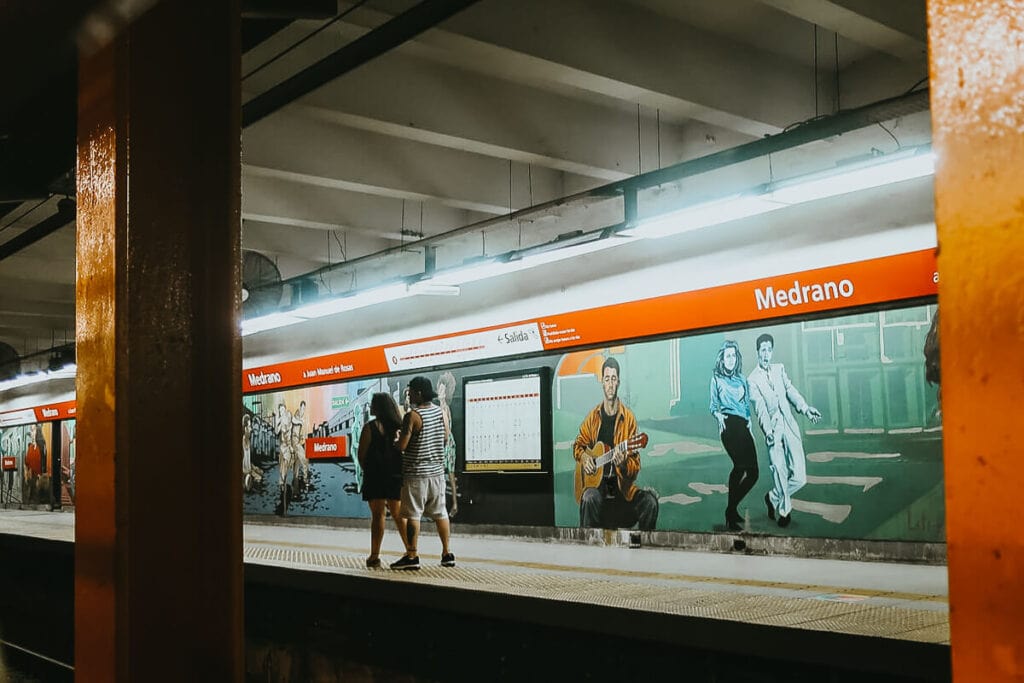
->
0;0;932;371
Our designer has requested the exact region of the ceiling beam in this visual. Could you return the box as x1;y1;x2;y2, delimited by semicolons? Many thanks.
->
756;0;927;61
243;212;407;242
243;164;511;215
0;276;75;303
241;172;488;239
242;217;395;263
313;0;810;135
292;104;633;182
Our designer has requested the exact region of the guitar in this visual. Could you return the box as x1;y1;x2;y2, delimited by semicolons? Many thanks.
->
574;432;649;503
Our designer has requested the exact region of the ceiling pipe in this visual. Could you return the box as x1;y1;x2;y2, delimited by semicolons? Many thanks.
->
0;197;75;262
242;0;483;127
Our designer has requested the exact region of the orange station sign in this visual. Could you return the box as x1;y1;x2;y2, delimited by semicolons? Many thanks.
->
0;249;937;409
242;248;938;392
305;436;348;460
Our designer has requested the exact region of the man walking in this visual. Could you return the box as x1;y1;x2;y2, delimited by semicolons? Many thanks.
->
391;376;456;570
747;333;821;527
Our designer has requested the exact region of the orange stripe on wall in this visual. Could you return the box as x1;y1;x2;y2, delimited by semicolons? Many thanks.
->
240;248;936;393
0;249;938;406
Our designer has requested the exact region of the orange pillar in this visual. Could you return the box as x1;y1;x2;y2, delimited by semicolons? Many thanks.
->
76;1;242;680
927;1;1024;680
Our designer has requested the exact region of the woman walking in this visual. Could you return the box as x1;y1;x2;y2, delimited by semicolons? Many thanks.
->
357;392;407;568
709;340;759;531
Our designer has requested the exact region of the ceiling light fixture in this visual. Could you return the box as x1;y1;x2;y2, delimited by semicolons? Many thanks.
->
624;146;935;240
0;364;78;394
240;146;933;337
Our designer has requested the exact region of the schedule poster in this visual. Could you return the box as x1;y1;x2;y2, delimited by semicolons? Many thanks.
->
464;374;543;471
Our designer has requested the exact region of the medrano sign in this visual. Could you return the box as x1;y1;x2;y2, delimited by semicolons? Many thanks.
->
306;436;348;460
755;279;854;311
247;371;282;387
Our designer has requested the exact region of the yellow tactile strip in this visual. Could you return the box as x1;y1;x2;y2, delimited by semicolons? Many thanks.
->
243;543;950;645
244;538;948;603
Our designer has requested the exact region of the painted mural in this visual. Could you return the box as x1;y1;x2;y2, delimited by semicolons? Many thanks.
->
238;302;943;542
242;372;463;518
0;421;55;507
552;303;943;541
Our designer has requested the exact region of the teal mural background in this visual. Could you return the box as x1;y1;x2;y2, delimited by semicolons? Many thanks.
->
552;303;944;541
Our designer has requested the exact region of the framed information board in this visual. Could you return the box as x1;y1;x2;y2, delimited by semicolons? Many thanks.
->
463;368;550;472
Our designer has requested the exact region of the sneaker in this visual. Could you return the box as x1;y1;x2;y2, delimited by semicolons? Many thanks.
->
441;553;456;567
390;555;420;570
365;557;381;569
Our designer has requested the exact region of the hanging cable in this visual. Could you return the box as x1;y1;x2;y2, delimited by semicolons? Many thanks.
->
813;24;819;118
904;76;928;95
656;109;662;169
332;230;347;261
834;32;841;112
877;122;901;150
636;104;642;175
528;164;533;207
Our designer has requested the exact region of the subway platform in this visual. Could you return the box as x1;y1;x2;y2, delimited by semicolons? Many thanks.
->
0;510;950;681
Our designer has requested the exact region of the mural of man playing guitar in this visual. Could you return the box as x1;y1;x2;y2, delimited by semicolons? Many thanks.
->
573;356;659;530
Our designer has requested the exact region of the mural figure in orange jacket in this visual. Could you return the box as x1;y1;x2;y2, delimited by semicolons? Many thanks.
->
572;357;658;530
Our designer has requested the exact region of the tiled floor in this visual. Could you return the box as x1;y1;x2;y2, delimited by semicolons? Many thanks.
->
0;510;949;644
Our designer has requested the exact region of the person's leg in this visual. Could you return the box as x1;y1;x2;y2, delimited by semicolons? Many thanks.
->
579;487;604;528
435;516;451;556
730;421;760;514
386;498;406;548
783;429;807;500
630;489;659;530
722;418;744;522
300;441;310;480
422;475;452;558
367;499;386;560
404;519;420;558
766;437;789;516
277;443;288;487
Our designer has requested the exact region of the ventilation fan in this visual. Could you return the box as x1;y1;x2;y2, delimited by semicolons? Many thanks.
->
242;249;283;316
0;342;19;381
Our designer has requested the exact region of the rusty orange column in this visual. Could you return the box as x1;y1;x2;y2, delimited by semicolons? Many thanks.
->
927;1;1024;680
76;1;242;680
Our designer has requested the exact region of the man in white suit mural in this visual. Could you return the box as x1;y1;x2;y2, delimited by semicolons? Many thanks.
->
747;333;821;527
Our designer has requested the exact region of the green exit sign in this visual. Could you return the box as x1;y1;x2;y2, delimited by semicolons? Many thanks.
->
331;396;350;409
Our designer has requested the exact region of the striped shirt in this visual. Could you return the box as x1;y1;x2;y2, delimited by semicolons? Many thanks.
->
403;403;446;479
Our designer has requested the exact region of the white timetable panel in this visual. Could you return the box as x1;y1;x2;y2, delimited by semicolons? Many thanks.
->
464;374;543;471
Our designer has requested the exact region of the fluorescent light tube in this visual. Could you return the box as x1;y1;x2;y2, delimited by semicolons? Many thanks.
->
0;366;77;394
769;151;935;205
628;147;935;240
429;259;529;286
241;312;306;336
519;235;637;266
625;195;783;239
407;282;461;296
291;283;411;319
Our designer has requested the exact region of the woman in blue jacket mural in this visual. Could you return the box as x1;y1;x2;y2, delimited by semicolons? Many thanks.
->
709;340;759;531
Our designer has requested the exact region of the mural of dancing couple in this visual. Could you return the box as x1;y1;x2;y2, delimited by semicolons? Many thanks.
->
554;304;944;541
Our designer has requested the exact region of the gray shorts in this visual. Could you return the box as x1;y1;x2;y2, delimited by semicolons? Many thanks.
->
400;474;448;521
